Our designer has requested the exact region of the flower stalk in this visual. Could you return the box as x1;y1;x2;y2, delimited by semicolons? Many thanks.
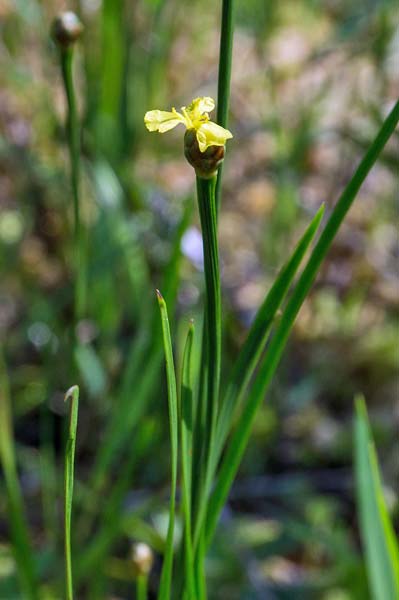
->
216;0;235;213
53;13;86;324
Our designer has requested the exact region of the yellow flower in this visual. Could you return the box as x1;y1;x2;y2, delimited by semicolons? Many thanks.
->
144;97;233;152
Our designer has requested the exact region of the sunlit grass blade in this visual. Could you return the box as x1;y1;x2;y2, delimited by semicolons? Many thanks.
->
156;290;179;600
193;204;325;551
0;349;39;599
215;204;325;465
354;395;399;600
64;385;79;600
180;321;196;598
205;98;399;546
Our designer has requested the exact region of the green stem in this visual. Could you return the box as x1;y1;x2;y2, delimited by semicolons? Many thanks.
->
180;322;196;599
156;291;179;600
193;176;221;551
64;386;79;600
215;0;235;213
136;574;148;600
196;175;221;436
0;349;39;599
60;47;86;323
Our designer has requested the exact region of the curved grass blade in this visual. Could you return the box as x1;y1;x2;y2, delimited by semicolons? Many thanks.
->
355;396;399;600
0;349;39;599
205;98;399;546
193;204;325;550
180;321;196;599
215;204;325;465
156;290;179;600
64;385;79;600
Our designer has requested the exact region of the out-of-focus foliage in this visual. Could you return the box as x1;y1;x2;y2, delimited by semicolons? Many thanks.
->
0;0;397;597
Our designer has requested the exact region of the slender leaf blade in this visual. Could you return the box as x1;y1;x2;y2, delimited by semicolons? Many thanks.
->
0;350;39;599
180;321;196;598
355;396;399;600
64;385;79;600
193;204;325;551
205;99;399;546
156;291;179;600
215;204;325;462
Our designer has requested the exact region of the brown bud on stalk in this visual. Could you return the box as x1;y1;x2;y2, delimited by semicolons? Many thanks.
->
130;542;154;577
184;129;225;179
51;12;83;48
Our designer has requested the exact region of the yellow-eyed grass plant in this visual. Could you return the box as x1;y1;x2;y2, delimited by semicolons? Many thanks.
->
145;30;399;600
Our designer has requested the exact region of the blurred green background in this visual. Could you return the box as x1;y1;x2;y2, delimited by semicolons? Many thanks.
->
0;0;398;598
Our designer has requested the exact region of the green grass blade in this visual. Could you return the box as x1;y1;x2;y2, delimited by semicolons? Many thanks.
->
64;385;79;600
180;321;196;598
215;204;325;464
193;204;325;552
156;290;179;600
355;396;399;600
0;350;39;599
205;98;399;546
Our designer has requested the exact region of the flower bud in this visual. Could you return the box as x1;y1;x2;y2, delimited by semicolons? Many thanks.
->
51;12;83;48
184;129;225;179
131;542;154;576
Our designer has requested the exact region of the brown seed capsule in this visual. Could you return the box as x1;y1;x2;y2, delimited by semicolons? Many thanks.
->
184;129;225;179
51;12;83;48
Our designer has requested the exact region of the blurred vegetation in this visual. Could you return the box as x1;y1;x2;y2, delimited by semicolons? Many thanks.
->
0;0;398;598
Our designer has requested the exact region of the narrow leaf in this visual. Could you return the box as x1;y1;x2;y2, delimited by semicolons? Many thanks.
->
0;350;39;599
156;290;179;600
64;385;79;600
215;204;325;463
180;321;196;598
355;396;399;600
205;99;399;546
194;203;325;550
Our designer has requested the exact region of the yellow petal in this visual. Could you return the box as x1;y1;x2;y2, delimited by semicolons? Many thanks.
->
144;109;186;133
196;121;233;152
191;96;215;115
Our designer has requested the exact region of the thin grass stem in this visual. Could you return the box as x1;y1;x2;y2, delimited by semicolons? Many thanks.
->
180;321;196;598
156;291;179;600
64;385;79;600
60;47;86;323
215;0;235;214
193;176;221;551
0;349;39;599
136;574;148;600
